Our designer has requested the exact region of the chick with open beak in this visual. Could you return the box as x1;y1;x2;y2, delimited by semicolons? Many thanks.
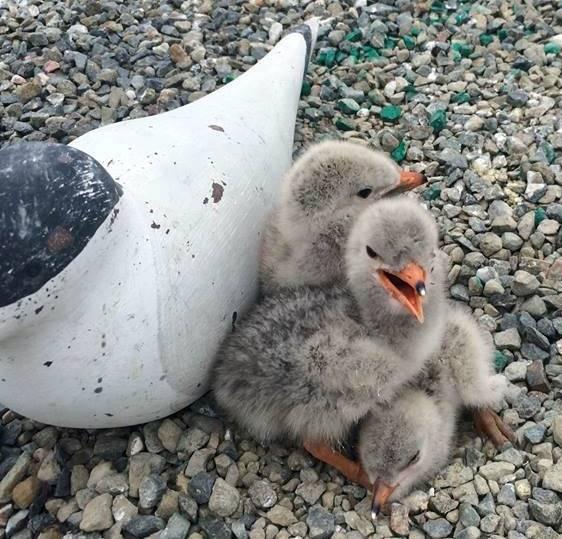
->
376;261;427;323
260;140;426;294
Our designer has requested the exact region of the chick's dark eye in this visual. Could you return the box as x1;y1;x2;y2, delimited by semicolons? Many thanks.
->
366;246;377;258
357;188;372;199
409;451;420;466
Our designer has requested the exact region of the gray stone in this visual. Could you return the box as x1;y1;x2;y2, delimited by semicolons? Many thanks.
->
160;513;191;539
139;473;166;510
527;360;550;393
504;361;527;381
112;494;137;525
494;328;522;351
266;505;297;527
480;513;501;533
512;271;540;296
187;472;215;504
208;478;240;517
479;461;515;481
429;491;458;514
515;393;541;419
479;233;502;257
128;453;166;498
296;481;326;505
157;419;183;453
459;503;481;527
542;462;562;492
528;499;562;526
124;515;166;537
524;424;546;444
422;518;453;538
177;428;209;456
456;527;481;539
306;505;335;539
0;453;31;503
80;493;114;532
248;480;277;509
498;483;517;506
389;503;409;536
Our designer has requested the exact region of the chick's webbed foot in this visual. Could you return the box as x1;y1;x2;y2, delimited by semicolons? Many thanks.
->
304;440;371;489
473;407;516;448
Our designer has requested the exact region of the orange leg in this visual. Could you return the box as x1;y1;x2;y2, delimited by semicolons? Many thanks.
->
304;440;372;489
473;407;516;448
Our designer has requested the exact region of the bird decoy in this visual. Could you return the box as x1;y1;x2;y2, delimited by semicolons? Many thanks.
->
0;20;319;428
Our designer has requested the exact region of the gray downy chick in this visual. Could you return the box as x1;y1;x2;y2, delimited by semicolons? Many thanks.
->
358;303;509;518
260;140;426;294
212;196;445;448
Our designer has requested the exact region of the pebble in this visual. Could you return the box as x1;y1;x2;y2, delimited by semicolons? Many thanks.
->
124;515;166;537
249;480;277;509
80;493;114;532
208;478;240;517
422;518;453;538
479;462;516;481
306;505;335;539
266;506;297;527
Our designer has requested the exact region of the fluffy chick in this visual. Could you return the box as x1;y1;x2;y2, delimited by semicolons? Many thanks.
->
213;197;444;447
260;140;425;294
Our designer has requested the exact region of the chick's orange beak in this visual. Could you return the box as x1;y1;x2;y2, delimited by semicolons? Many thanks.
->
371;478;396;520
396;170;426;192
377;262;426;322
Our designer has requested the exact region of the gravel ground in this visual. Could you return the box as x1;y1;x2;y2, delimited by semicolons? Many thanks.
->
1;0;562;538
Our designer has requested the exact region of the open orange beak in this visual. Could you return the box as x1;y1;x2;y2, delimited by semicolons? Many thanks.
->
371;478;397;520
393;170;426;193
377;262;426;322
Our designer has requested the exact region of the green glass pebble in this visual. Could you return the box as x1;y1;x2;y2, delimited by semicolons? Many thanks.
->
494;351;508;373
402;36;416;50
300;80;311;97
498;29;508;41
384;37;398;50
405;85;417;100
423;185;441;201
380;105;402;122
337;98;360;115
411;26;421;37
336;50;348;64
317;48;337;67
391;141;408;162
541;142;555;164
223;74;236;83
430;0;446;13
451;91;471;104
345;29;362;42
430;110;447;132
335;117;356;131
451;41;473;58
535;207;547;226
544;42;561;54
455;10;469;25
363;46;380;59
480;34;494;46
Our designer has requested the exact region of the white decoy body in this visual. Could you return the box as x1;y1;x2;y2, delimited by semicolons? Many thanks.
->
0;21;318;428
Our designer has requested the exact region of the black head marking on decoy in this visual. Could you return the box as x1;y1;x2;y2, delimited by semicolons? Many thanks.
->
0;142;122;308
